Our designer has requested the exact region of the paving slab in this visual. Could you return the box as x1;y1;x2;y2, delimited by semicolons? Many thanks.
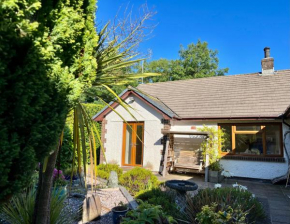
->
271;215;290;223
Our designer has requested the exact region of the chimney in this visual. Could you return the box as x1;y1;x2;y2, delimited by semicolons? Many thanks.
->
261;47;274;75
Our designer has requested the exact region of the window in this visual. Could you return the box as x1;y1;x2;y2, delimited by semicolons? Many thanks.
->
219;123;282;157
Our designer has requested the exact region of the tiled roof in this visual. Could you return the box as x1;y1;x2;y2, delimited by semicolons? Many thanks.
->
132;88;178;118
137;70;290;119
92;88;177;120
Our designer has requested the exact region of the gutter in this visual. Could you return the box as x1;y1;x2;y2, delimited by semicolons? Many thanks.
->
173;116;280;121
282;118;290;128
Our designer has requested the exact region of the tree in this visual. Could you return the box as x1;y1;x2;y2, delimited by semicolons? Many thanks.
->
1;0;99;222
137;40;229;82
179;40;228;78
1;1;157;223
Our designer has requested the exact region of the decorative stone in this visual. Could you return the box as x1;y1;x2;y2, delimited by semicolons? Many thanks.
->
108;171;118;188
79;193;101;224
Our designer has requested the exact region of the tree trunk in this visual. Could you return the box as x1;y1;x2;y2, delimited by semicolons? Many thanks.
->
33;146;60;224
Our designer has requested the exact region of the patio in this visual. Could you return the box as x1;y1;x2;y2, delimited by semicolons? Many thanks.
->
156;173;290;224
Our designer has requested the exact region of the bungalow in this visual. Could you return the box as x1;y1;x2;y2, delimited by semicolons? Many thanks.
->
93;47;290;180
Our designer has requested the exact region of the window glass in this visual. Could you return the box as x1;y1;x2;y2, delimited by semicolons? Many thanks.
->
135;125;143;165
221;125;232;153
265;125;281;155
235;133;263;155
236;125;261;131
125;125;133;164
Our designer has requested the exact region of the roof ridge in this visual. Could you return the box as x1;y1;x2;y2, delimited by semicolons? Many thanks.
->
138;69;290;87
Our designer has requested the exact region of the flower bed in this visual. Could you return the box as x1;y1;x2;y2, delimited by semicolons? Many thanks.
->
186;184;265;223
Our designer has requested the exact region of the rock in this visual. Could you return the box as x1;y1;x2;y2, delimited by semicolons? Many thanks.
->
80;193;102;224
108;171;118;188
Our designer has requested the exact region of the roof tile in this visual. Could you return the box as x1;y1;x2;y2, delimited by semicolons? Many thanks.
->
137;70;290;119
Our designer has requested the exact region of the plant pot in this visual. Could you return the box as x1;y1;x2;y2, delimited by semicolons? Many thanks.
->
209;170;224;183
112;206;129;224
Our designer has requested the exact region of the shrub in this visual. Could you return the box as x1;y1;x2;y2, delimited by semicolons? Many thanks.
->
121;200;177;224
196;203;248;224
136;188;183;219
186;187;265;223
119;167;160;196
97;164;123;180
0;187;72;224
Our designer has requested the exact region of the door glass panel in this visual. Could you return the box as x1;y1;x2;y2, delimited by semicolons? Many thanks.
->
235;133;263;155
135;125;143;165
125;125;133;164
265;125;281;155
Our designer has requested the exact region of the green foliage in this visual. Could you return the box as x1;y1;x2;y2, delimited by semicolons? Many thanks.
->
121;200;177;224
120;167;160;196
186;187;265;223
0;0;98;201
0;187;72;224
179;40;229;78
53;178;67;187
196;203;248;224
63;166;77;177
97;163;123;180
136;40;228;82
60;103;103;172
136;188;183;219
59;125;74;171
197;125;225;171
0;0;159;205
97;170;111;180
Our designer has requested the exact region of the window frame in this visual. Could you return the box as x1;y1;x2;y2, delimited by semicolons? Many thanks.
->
218;123;283;158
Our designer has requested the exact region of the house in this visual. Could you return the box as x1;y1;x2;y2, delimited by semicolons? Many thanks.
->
93;47;290;180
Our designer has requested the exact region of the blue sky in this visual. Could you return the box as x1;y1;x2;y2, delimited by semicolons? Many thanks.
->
97;0;289;75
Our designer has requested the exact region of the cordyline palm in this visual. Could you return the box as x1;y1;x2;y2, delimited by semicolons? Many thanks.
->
66;23;159;189
34;21;158;224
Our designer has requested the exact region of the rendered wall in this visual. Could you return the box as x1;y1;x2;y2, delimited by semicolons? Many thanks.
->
170;120;290;180
104;95;164;171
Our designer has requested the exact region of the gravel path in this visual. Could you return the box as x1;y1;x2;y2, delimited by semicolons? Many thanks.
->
69;188;129;224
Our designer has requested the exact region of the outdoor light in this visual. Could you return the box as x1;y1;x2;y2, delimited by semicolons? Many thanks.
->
128;97;134;103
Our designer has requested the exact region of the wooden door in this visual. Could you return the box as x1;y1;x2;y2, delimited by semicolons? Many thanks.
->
122;122;144;166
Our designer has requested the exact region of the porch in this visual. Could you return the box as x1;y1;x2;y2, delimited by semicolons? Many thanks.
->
156;173;290;224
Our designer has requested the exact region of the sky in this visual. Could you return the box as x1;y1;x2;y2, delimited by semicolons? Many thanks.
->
97;0;290;75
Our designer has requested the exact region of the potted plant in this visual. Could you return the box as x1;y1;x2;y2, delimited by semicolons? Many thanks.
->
112;202;129;224
208;161;224;183
52;169;67;197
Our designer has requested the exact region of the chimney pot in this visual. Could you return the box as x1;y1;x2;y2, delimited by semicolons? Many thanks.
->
264;47;270;58
261;47;274;75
